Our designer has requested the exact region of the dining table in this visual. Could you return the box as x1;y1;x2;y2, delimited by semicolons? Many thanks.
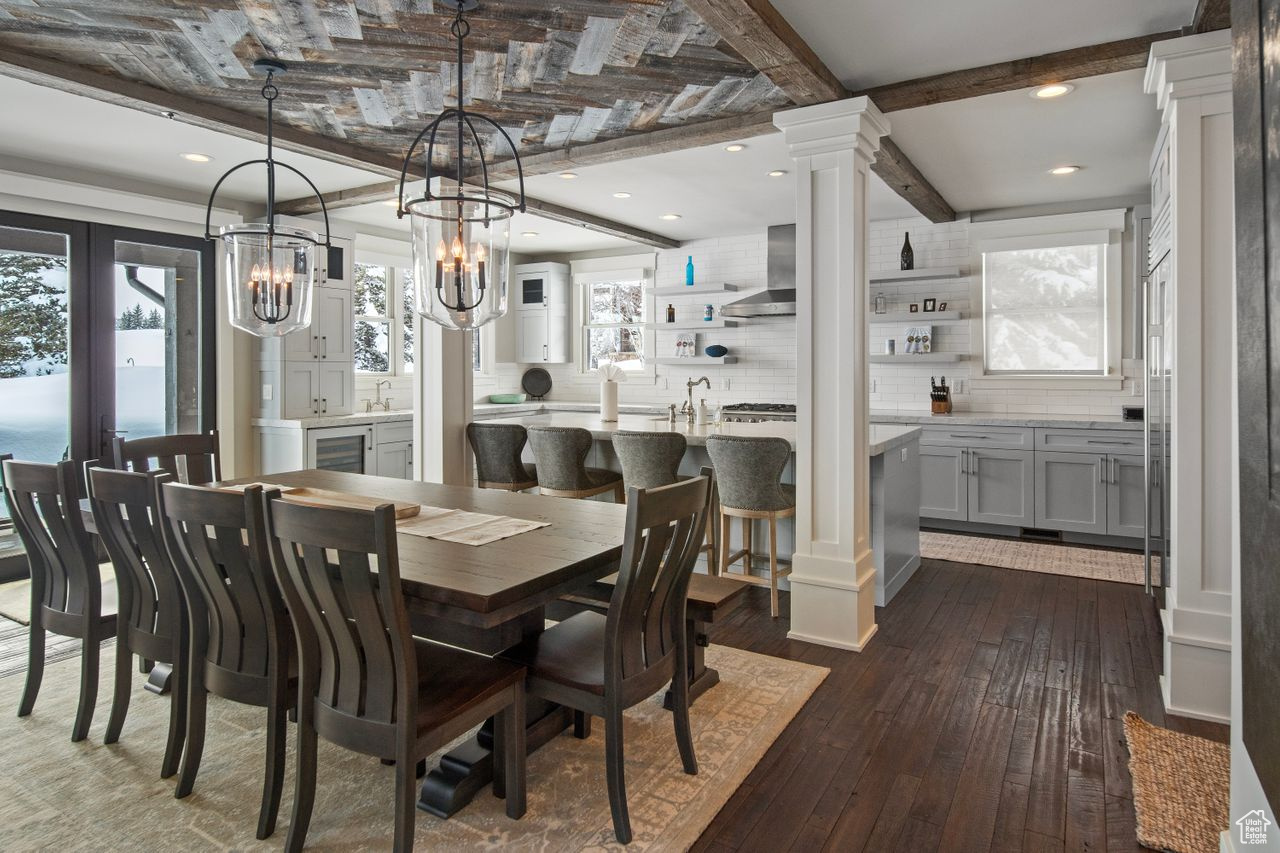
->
215;469;629;818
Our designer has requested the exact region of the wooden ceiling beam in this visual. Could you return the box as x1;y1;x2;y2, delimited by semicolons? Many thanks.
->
1189;0;1230;33
873;137;955;225
0;45;678;249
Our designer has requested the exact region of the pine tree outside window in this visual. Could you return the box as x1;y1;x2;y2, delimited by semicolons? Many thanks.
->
354;262;391;374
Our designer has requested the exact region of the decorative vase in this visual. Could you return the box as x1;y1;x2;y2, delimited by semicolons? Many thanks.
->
600;380;618;422
900;232;914;271
685;255;695;286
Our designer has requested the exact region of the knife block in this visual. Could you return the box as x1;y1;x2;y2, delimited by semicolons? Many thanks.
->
931;393;953;415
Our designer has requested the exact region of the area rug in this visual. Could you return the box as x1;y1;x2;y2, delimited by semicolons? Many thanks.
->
920;531;1152;585
0;563;117;625
0;617;107;679
0;640;826;851
1124;712;1230;853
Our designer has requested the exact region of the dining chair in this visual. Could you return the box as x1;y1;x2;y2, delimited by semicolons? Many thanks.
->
467;422;538;491
611;431;717;565
527;425;624;500
705;435;795;618
263;494;528;853
500;474;710;844
2;458;116;742
114;430;221;484
157;481;292;840
87;466;187;778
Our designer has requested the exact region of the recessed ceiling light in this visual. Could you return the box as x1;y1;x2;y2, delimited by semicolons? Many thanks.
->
180;152;212;163
660;213;682;221
1032;83;1075;99
559;171;578;179
1049;165;1081;175
521;231;539;237
768;169;787;178
612;191;632;199
724;144;746;152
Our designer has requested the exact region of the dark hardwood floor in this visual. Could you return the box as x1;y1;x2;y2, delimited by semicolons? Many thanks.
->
692;559;1229;853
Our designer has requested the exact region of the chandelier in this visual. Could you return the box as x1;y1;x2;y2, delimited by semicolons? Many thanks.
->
396;0;526;332
204;59;332;337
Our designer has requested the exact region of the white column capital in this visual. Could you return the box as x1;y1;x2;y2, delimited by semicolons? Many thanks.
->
773;96;890;161
1144;30;1232;114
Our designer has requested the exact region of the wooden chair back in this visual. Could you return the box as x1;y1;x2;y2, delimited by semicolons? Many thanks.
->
115;431;221;484
608;474;710;690
158;482;287;700
263;496;415;754
88;466;181;659
1;459;101;629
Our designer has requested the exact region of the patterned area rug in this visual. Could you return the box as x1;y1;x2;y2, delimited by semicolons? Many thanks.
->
1124;712;1230;853
0;618;102;679
0;563;118;626
0;640;826;851
920;531;1152;585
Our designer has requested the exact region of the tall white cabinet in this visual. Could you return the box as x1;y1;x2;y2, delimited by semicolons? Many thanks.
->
513;262;570;363
254;222;356;420
1143;30;1234;724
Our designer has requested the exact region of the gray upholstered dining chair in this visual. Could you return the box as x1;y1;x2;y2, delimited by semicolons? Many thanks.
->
705;435;795;618
466;423;538;491
611;431;716;564
527;426;624;501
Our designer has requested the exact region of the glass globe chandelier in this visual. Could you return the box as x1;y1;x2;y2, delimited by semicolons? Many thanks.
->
396;0;526;332
204;59;332;337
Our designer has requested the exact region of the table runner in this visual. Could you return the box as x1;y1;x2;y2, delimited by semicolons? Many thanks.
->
397;505;550;546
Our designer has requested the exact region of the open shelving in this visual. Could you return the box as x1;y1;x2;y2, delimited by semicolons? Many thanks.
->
652;282;739;297
869;353;966;364
655;356;737;366
869;310;963;323
869;266;963;284
644;319;736;330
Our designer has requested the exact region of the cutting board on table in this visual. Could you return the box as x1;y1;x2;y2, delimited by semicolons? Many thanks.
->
218;484;421;519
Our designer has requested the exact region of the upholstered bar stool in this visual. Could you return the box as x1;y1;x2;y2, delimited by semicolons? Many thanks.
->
528;426;624;501
705;435;795;618
467;423;538;491
611;430;716;564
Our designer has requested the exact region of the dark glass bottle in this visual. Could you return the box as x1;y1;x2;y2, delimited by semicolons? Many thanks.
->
900;232;914;271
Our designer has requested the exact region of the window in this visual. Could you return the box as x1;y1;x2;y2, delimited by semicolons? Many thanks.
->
401;268;414;374
982;241;1108;375
354;263;391;373
582;276;646;372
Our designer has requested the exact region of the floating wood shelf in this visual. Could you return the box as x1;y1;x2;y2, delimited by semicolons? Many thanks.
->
656;356;737;366
869;311;964;323
644;319;736;330
652;283;739;297
869;353;966;363
869;266;963;283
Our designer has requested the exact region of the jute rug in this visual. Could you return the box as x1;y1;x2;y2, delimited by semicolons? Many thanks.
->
1124;712;1230;853
0;640;826;851
920;531;1152;585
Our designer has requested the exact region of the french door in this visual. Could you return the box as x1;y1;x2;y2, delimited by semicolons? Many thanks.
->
0;210;215;488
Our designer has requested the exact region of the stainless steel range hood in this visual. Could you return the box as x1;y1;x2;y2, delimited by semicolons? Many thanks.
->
721;224;796;318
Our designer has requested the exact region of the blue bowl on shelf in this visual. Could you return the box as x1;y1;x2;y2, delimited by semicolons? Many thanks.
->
705;344;728;358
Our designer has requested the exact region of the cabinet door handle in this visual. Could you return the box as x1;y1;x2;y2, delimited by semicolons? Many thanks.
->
1099;456;1107;482
312;398;319;415
1112;457;1119;485
970;451;978;476
960;449;968;475
322;336;328;358
543;343;548;360
321;397;327;413
367;429;374;451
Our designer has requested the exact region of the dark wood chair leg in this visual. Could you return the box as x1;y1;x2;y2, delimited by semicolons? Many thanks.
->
160;650;185;779
104;636;131;745
392;746;417;853
71;630;99;742
285;716;318;853
671;659;698;775
18;621;44;718
504;692;526;819
257;700;287;839
175;676;206;798
604;705;631;844
573;709;591;739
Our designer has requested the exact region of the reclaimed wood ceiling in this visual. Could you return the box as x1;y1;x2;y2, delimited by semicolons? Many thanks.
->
0;0;790;169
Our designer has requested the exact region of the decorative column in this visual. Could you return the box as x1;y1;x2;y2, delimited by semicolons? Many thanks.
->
774;97;889;651
414;323;473;485
1144;30;1233;723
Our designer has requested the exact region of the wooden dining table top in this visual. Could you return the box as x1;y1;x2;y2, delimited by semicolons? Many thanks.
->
218;470;627;627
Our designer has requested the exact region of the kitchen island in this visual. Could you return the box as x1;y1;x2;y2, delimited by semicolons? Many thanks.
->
474;410;922;606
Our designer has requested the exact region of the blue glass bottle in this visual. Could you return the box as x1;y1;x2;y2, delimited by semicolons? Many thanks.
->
685;255;694;286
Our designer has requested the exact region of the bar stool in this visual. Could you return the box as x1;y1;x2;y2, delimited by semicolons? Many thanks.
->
611;431;716;564
467;423;538;491
528;426;624;501
705;435;794;618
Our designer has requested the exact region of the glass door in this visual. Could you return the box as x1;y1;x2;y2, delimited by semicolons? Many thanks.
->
90;226;215;459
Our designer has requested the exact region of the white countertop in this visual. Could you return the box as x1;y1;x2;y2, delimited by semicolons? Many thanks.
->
867;409;1143;431
476;410;921;456
252;409;414;429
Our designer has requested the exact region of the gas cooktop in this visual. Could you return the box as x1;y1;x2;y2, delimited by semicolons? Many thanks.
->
721;403;797;413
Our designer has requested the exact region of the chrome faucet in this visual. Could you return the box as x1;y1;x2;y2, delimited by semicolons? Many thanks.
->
373;379;392;412
683;376;710;424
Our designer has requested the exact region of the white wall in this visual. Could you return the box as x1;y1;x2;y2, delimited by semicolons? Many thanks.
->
867;213;1145;415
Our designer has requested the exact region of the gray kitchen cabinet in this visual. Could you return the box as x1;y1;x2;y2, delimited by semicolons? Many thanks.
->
514;262;570;363
920;445;967;521
1106;454;1148;538
1035;451;1108;535
967;448;1035;527
258;416;414;478
375;441;413;480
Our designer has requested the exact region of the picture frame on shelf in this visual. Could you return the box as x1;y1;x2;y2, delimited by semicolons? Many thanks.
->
673;332;697;358
909;303;919;313
922;298;937;312
938;301;948;311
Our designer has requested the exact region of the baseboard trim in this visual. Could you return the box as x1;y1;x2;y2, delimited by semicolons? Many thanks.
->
787;624;878;652
1159;673;1232;725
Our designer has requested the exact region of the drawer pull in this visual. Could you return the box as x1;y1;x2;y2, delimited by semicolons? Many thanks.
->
949;433;992;439
1086;438;1134;444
